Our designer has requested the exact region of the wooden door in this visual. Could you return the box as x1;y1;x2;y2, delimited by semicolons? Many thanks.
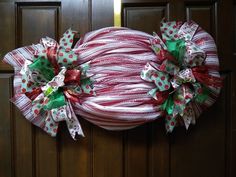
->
0;0;235;177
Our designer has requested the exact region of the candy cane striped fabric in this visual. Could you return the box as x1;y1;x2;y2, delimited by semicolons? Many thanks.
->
191;25;221;118
72;24;221;131
4;44;48;130
72;27;165;130
3;22;221;136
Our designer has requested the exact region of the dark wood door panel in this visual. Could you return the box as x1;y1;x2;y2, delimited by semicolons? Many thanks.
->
121;1;234;177
231;2;236;177
185;2;217;39
0;0;235;177
92;127;123;177
0;74;13;177
169;3;227;177
16;2;60;47
0;2;15;71
34;129;58;177
232;131;236;177
59;120;92;177
170;74;228;177
14;110;34;177
123;4;169;34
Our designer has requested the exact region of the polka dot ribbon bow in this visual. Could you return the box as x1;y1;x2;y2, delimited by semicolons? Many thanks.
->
15;29;95;139
141;21;222;132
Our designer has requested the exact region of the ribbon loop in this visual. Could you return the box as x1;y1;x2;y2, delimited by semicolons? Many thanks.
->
59;29;77;49
160;20;182;41
166;39;186;63
171;68;196;89
141;62;170;92
13;29;94;139
178;21;199;41
141;20;222;132
51;101;84;139
40;37;58;49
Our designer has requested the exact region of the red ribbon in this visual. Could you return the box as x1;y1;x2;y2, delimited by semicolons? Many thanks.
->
157;49;176;63
192;66;222;88
155;91;169;104
25;69;81;102
46;47;60;75
64;69;81;85
64;69;82;103
25;88;42;100
64;91;81;103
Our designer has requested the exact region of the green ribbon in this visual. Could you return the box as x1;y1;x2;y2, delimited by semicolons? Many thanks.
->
43;90;66;110
44;86;54;97
29;55;64;111
161;95;174;115
148;21;213;132
195;87;210;103
29;57;67;110
29;57;55;81
166;39;186;64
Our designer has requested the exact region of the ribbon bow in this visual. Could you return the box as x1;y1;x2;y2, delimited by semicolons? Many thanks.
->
141;20;222;132
17;29;95;139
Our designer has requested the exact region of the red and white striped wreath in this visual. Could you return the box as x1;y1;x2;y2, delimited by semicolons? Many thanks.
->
3;21;222;139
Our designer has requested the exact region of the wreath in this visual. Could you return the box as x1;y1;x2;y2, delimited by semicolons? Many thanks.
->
3;20;222;139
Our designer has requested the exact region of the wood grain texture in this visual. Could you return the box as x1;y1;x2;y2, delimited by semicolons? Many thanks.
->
60;119;92;177
93;127;123;177
92;0;113;30
61;0;91;36
223;72;233;177
233;3;236;131
231;131;236;177
14;110;34;177
0;0;235;177
0;2;15;71
35;130;58;177
124;125;148;177
169;0;185;21
122;3;170;177
186;2;217;38
170;71;228;177
0;74;13;177
16;2;60;47
170;107;226;177
123;4;169;34
234;4;236;53
149;121;169;177
15;3;60;177
217;0;235;71
231;3;236;177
